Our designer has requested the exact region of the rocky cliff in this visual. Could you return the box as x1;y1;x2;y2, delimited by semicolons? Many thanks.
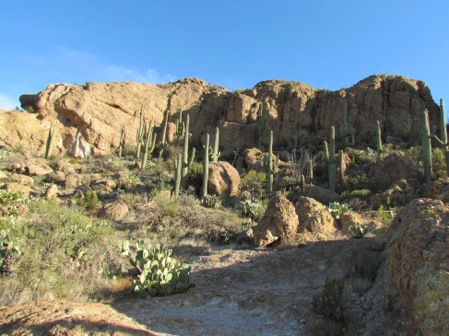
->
7;74;441;156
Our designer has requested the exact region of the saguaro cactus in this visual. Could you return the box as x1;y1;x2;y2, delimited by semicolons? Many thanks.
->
211;127;220;163
266;131;279;193
292;121;301;150
181;115;196;188
254;104;266;149
422;110;433;186
431;99;449;176
200;133;210;199
44;123;55;159
136;105;145;159
174;153;183;199
339;100;355;146
175;110;184;146
376;120;383;164
173;115;196;197
338;150;346;188
118;126;125;158
324;126;337;192
141;121;157;171
159;107;170;158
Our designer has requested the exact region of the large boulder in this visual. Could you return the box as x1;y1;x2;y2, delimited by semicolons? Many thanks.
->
253;196;298;247
208;161;241;197
294;196;336;239
426;178;449;203
372;154;420;191
11;75;439;156
371;198;449;335
99;201;129;221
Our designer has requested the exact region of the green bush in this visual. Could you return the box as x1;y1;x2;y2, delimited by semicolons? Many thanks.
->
240;198;267;221
312;277;345;324
325;202;350;220
201;194;222;209
241;170;267;194
0;199;115;304
121;240;191;297
120;173;142;190
347;173;372;190
76;190;100;211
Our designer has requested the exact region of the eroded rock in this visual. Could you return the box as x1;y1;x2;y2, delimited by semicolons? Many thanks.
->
253;196;298;247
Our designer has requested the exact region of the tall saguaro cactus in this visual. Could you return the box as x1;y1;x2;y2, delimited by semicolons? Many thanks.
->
422;110;433;186
141;121;157;171
159;107;170;158
181;115;196;188
266;131;279;193
175;110;184;146
324;126;337;192
339;100;355;146
136;105;145;159
118;126;125;158
173;115;196;197
211;127;220;163
254;104;266;149
292;121;302;150
44;123;55;159
376;120;383;164
431;99;449;176
200;133;210;199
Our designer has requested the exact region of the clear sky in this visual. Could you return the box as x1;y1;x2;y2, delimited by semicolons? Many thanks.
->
1;1;448;112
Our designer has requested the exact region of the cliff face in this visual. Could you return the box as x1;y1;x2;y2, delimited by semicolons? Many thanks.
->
12;74;440;156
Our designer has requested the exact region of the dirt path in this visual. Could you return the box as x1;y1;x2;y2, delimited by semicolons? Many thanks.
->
1;236;382;336
114;237;377;336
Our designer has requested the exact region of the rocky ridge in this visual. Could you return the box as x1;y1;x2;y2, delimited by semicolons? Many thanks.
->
5;74;440;156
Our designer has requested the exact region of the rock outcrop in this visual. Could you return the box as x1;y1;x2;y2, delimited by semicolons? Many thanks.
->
253;196;298;247
207;161;241;197
371;198;449;334
295;196;336;239
2;75;440;156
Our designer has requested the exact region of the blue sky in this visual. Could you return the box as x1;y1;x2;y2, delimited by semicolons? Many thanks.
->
1;1;448;112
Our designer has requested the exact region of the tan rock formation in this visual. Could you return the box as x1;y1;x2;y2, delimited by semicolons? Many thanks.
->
372;198;449;335
253;196;298;247
99;201;129;221
7;75;440;156
295;196;336;238
372;154;420;191
208;161;241;197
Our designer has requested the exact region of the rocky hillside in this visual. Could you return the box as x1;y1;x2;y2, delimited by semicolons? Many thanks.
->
5;74;440;156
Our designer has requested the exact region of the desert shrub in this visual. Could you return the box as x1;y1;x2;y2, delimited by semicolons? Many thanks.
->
312;277;345;323
0;148;9;160
241;170;266;194
342;189;371;200
75;190;101;211
325;202;350;220
120;240;191;297
0;190;27;218
118;192;148;210
201;194;222;208
107;157;128;172
152;188;178;217
119;173;141;190
347;173;372;190
186;161;203;191
0;230;21;275
374;205;395;228
240;198;267;221
353;147;376;165
0;199;115;304
433;147;448;178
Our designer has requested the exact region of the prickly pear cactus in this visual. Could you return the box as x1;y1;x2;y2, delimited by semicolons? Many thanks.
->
119;240;192;297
